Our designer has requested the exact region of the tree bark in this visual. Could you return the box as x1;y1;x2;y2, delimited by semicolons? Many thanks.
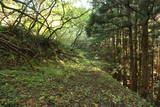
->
141;22;149;98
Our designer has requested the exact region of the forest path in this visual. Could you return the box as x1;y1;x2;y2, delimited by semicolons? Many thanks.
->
0;58;151;106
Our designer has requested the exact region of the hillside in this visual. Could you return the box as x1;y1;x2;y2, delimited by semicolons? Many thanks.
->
0;57;151;107
1;0;160;106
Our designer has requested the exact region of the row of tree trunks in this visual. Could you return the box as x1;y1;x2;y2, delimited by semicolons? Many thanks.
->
105;19;154;100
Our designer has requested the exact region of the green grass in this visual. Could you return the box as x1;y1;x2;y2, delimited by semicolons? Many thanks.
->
0;58;152;107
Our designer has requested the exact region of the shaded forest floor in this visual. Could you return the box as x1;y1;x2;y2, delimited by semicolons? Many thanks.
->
0;54;152;107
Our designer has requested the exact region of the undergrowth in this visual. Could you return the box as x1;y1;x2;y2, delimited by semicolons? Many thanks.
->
0;56;152;107
0;25;75;70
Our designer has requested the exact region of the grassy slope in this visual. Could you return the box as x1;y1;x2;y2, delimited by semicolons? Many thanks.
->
0;56;152;107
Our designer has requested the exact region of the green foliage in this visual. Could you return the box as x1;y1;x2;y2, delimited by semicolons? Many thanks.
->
0;0;156;106
0;25;60;68
0;55;152;106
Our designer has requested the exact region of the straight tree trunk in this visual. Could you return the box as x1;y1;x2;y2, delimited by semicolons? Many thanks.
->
122;29;128;86
141;22;150;98
128;26;136;91
133;16;138;92
127;7;137;92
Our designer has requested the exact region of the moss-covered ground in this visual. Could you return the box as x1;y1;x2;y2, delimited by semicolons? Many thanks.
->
0;56;152;107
